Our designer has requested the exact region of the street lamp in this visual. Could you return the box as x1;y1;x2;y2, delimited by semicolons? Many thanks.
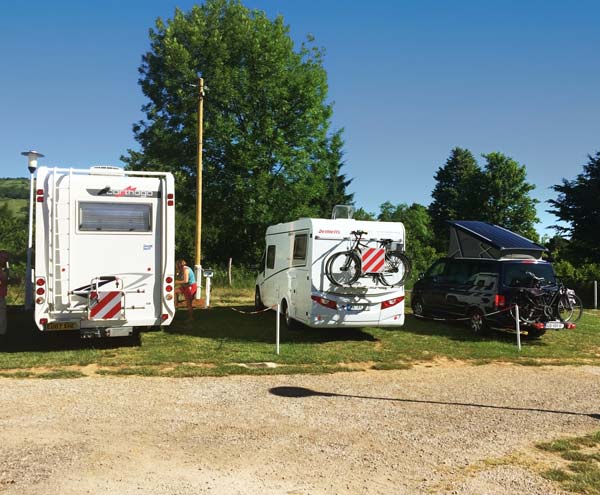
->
194;75;205;300
21;150;44;309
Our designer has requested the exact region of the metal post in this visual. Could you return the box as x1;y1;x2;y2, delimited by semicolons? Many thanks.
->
515;305;521;351
594;281;598;310
205;273;211;308
276;303;280;355
194;76;205;300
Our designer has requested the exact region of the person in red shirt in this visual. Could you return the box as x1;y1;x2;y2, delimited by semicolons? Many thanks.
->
0;250;8;340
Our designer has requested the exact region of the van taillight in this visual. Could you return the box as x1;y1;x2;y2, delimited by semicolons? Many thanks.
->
36;287;45;295
165;276;173;284
161;314;169;321
311;295;337;310
36;278;45;286
381;296;405;309
494;294;506;308
40;318;48;326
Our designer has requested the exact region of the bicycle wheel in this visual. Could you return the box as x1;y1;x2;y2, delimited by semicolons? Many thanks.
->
379;251;411;287
325;251;361;287
509;295;542;324
558;294;583;322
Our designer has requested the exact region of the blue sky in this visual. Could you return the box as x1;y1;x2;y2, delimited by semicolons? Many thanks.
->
1;0;599;237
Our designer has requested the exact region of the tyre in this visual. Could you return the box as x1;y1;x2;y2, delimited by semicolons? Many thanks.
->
325;251;361;287
527;328;546;339
280;299;300;331
254;286;265;311
557;294;583;323
468;308;488;335
379;251;411;287
411;296;426;317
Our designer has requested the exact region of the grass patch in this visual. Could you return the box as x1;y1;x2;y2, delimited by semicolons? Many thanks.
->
537;431;600;494
0;369;85;379
1;287;600;378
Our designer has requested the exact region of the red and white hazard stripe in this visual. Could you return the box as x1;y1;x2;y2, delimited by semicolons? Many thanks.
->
361;248;386;273
89;291;123;320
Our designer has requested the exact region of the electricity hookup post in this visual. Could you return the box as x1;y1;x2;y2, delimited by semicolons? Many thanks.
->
22;150;44;310
194;75;205;300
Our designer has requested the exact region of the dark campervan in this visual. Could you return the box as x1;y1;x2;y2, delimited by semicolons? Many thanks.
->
411;221;559;337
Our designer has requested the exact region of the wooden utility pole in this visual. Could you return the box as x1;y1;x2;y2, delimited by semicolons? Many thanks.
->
194;77;205;299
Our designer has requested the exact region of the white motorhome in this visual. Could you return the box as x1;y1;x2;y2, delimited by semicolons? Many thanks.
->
33;166;176;337
255;217;408;328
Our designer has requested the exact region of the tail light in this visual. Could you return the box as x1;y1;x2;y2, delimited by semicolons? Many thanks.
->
39;318;48;326
494;294;506;308
165;285;173;293
311;295;337;310
533;322;545;330
36;278;45;286
565;323;576;329
161;314;169;321
165;276;173;284
381;296;405;309
36;287;45;295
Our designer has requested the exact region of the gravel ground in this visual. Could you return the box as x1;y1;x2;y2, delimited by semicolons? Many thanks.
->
1;363;599;494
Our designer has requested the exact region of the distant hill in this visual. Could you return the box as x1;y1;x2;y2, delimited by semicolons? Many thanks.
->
0;178;28;219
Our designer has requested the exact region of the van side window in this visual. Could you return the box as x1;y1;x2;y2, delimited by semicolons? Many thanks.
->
426;261;446;278
266;245;276;270
292;234;307;264
79;202;152;232
445;261;471;284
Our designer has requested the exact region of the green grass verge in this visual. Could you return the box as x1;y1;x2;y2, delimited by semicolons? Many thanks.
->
537;431;600;494
1;288;599;378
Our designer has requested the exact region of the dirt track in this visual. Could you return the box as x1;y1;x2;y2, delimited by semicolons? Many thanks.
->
1;364;599;494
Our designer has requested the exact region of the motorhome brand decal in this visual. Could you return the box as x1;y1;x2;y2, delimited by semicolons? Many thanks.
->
89;291;123;319
318;229;341;235
361;248;386;273
86;186;161;198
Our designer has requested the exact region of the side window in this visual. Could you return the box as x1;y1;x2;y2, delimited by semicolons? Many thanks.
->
426;261;446;278
445;261;471;284
266;245;276;270
292;234;307;265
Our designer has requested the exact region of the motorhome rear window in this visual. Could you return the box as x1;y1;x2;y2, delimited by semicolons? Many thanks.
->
293;234;307;263
79;202;152;232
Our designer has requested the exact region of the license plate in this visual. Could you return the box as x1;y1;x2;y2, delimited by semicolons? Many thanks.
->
545;321;564;329
46;321;80;330
345;304;366;311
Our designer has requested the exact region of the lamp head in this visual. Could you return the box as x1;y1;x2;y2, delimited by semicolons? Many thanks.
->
21;150;45;174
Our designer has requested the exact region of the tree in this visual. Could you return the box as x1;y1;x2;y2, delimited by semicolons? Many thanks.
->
479;152;539;241
124;0;351;264
429;147;483;250
548;151;600;264
429;148;539;251
377;202;438;285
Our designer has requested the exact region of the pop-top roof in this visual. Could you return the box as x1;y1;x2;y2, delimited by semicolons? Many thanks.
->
448;220;545;259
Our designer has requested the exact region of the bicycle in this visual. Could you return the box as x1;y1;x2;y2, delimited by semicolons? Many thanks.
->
509;272;583;324
324;230;411;287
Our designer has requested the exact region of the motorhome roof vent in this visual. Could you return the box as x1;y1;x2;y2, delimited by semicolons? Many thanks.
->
332;205;355;220
89;165;125;176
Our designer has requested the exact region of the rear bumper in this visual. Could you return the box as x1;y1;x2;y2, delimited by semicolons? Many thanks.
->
307;299;405;328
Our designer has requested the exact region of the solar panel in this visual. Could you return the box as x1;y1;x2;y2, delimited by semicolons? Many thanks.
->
447;221;545;259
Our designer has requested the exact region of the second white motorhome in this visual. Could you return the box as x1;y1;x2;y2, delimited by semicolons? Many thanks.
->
34;165;176;337
255;217;409;329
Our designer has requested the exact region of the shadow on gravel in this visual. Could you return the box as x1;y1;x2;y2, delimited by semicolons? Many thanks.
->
167;306;378;344
269;386;600;420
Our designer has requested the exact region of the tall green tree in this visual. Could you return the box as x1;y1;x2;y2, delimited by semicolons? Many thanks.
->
479;152;539;241
124;0;351;264
548;151;600;263
429;147;483;250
